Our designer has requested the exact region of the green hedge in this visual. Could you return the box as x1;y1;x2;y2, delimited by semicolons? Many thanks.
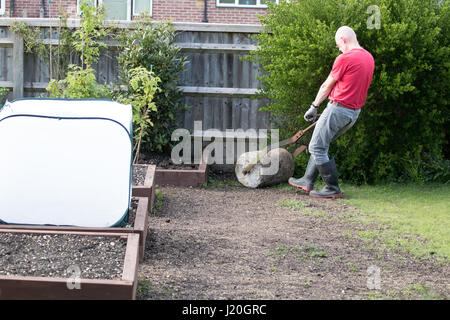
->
248;0;449;184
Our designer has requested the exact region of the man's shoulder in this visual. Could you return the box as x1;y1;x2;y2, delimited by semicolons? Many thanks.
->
349;48;374;64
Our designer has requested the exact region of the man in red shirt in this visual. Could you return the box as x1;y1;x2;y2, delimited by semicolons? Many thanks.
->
289;26;375;198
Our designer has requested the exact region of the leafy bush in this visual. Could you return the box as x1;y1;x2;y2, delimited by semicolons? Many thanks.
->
117;16;187;154
73;0;108;68
114;67;161;163
248;0;449;184
0;87;10;107
46;65;107;98
45;0;108;99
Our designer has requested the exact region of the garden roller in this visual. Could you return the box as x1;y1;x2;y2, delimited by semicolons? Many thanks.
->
235;117;320;188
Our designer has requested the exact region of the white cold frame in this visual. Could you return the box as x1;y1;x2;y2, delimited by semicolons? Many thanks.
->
216;0;278;8
0;0;5;15
133;0;152;16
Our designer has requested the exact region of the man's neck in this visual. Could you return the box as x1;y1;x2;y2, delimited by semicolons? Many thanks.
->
344;43;362;52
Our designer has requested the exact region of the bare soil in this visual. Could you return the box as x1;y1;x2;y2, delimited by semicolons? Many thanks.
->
137;174;449;300
137;152;198;170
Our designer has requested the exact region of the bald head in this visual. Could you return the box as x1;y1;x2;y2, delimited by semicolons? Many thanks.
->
335;26;361;53
335;26;357;42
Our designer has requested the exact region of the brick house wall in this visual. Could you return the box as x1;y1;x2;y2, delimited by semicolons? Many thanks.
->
2;0;270;24
3;0;77;18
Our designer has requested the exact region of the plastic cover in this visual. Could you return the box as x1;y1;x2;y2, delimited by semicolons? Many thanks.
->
0;99;133;227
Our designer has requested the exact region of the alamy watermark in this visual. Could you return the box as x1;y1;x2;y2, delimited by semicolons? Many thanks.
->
66;265;81;290
367;265;381;290
171;121;281;175
367;5;381;29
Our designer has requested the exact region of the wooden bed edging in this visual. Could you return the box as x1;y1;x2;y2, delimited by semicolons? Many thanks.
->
0;231;140;300
132;164;156;209
153;152;209;187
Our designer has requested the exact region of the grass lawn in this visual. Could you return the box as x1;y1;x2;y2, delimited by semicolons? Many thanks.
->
339;182;450;263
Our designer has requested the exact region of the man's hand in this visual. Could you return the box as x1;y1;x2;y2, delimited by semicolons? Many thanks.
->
304;105;318;122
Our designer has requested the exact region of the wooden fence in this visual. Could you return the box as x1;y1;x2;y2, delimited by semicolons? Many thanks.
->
0;19;271;134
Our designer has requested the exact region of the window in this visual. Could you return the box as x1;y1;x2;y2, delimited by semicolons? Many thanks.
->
76;0;152;20
133;0;152;16
217;0;278;8
99;0;131;20
0;0;5;15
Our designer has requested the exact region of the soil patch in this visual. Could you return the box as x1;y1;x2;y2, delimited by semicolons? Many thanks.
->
0;234;126;280
137;152;198;170
133;165;148;186
138;175;449;300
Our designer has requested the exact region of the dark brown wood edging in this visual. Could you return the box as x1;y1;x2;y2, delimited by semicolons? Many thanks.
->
132;164;156;210
153;152;209;187
0;197;150;263
0;231;140;300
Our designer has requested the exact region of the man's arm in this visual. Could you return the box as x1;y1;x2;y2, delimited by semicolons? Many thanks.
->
312;74;337;107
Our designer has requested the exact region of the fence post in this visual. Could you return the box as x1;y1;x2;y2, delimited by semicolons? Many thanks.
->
13;33;24;99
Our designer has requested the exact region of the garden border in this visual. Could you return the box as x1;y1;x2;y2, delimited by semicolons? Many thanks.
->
0;230;140;300
0;196;149;263
132;164;156;210
153;151;209;187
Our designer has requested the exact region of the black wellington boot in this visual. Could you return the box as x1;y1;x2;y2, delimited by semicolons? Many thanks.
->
309;158;343;198
288;156;319;192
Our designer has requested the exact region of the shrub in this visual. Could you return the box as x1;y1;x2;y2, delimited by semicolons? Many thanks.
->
117;16;187;154
114;66;161;163
73;0;108;68
0;87;10;107
46;65;107;99
45;0;108;99
248;0;449;184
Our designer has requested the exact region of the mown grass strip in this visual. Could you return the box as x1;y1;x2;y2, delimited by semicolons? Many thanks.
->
339;183;450;262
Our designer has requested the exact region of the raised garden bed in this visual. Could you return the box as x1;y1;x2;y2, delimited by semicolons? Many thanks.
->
132;164;156;210
0;230;140;300
0;196;150;263
137;152;209;187
0;165;156;263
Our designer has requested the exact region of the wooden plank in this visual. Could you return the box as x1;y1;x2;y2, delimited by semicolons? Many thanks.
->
0;38;14;47
0;81;13;88
133;197;149;262
0;276;134;300
0;19;264;33
0;224;133;233
122;233;140;283
177;42;257;54
183;96;193;131
180;86;258;98
240;98;250;131
13;33;24;99
202;32;212;130
0;229;128;237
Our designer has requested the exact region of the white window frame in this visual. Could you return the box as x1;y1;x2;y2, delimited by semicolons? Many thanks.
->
216;0;279;8
133;0;152;17
0;0;6;15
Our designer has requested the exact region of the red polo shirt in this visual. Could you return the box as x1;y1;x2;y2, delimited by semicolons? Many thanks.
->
329;48;375;109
